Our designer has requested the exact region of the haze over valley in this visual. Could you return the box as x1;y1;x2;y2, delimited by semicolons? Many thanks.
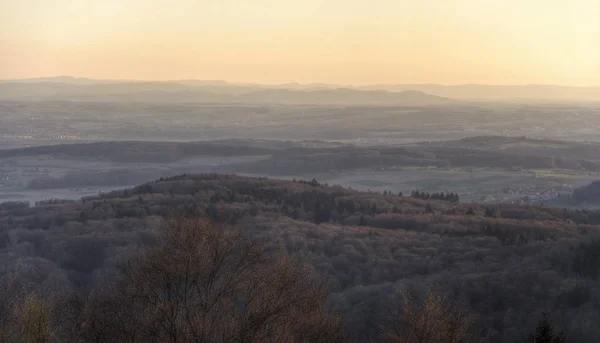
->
2;86;600;207
3;1;600;342
2;75;600;342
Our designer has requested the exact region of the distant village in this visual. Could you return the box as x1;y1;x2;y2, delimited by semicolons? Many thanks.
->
478;184;573;205
370;165;586;206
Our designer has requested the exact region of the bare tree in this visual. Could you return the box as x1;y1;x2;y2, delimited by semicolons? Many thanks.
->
0;271;20;342
381;285;475;343
79;214;346;343
17;292;54;343
0;270;55;343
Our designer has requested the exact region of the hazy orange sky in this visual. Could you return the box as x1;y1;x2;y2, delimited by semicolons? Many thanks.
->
1;0;599;85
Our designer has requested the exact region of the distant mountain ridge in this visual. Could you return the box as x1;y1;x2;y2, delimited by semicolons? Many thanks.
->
0;81;453;105
358;84;600;101
2;76;599;101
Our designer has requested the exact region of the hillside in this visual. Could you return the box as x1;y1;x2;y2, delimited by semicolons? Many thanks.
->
426;135;600;160
216;138;600;175
572;181;600;204
0;82;453;105
0;140;280;162
1;174;600;341
3;136;600;207
358;84;600;102
6;136;600;171
3;77;600;102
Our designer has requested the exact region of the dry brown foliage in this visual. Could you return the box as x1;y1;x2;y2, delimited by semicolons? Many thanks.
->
381;285;475;343
0;271;54;343
0;271;19;342
78;214;346;343
17;293;54;343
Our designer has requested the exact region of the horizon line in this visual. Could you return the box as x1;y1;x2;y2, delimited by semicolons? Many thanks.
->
2;75;600;88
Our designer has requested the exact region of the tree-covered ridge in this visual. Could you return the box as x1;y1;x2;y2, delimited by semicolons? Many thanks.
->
410;190;459;203
572;181;600;204
1;173;600;341
5;135;600;176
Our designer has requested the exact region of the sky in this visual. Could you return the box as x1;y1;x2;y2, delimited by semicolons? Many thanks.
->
1;0;599;86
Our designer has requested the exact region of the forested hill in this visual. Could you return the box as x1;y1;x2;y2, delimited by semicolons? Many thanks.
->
2;173;600;341
572;181;600;205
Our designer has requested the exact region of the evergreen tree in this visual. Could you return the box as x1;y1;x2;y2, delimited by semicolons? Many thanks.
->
359;215;367;226
79;211;87;223
484;207;496;218
528;313;566;343
371;204;378;215
425;203;434;213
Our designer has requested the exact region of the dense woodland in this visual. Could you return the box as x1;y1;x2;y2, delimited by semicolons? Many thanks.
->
10;136;600;191
572;181;600;205
1;174;600;341
0;140;280;162
215;138;600;175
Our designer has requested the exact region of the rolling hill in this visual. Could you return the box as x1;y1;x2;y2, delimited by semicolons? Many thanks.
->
3;77;600;101
0;81;453;105
1;173;600;341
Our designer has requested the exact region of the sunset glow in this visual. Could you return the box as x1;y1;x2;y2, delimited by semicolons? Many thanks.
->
2;0;599;85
